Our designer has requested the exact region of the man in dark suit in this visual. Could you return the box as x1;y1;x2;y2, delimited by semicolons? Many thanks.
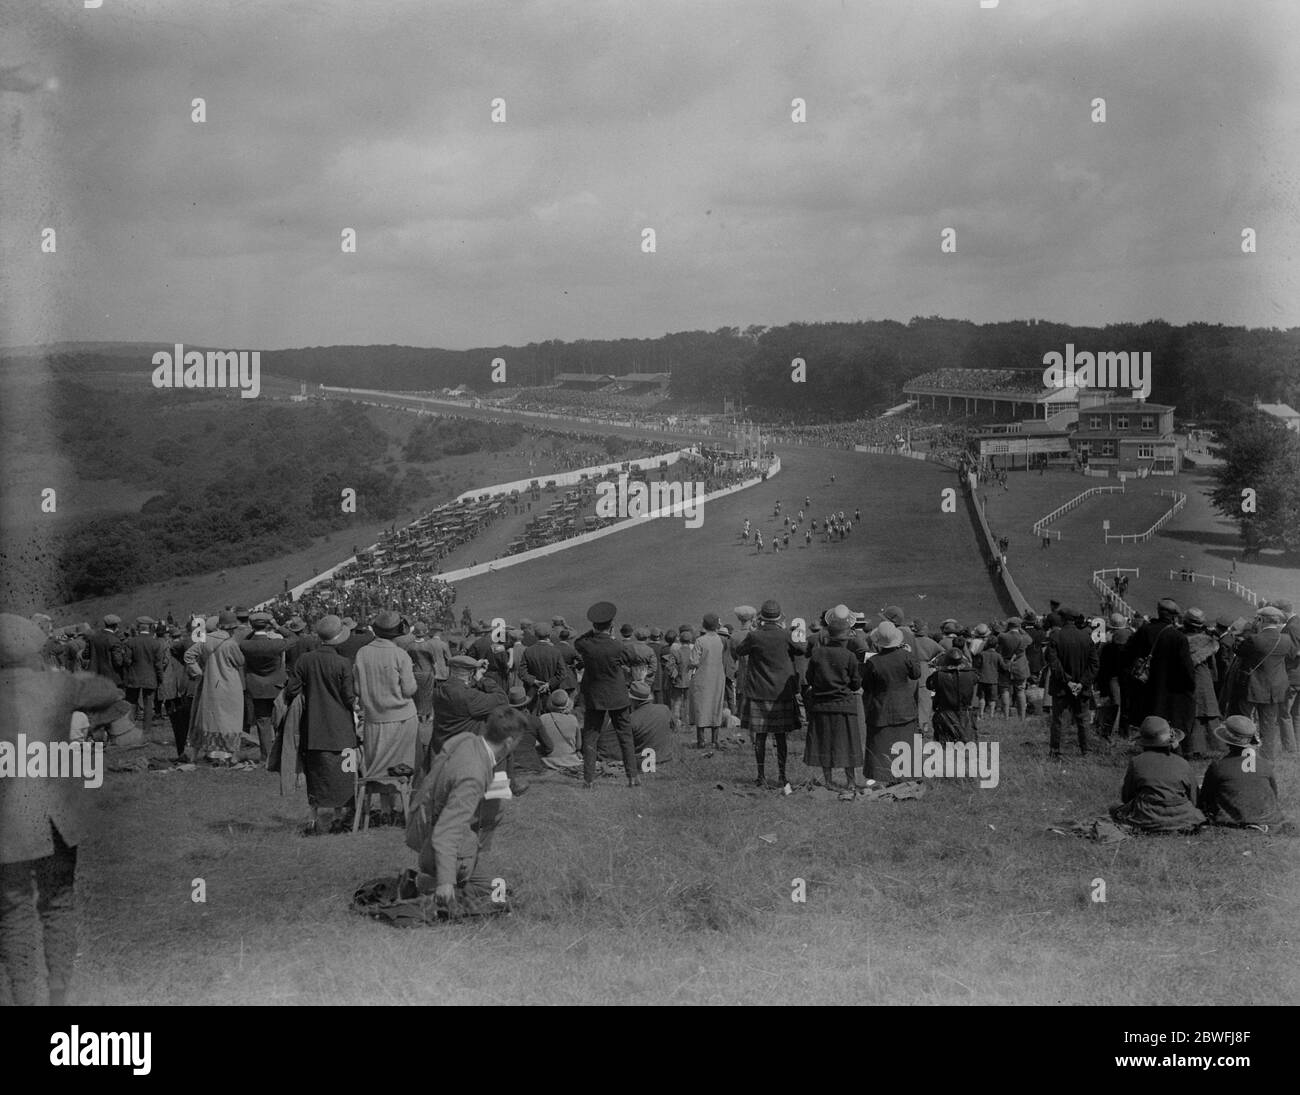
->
86;614;128;685
574;601;637;789
1239;605;1295;759
122;616;168;737
1046;608;1100;758
283;616;359;834
518;623;568;712
430;655;507;765
240;611;288;761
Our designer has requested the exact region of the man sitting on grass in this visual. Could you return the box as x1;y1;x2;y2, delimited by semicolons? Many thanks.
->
1108;717;1206;834
1197;715;1283;830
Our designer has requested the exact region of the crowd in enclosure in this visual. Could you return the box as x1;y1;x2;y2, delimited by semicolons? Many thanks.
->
3;587;1294;998
906;367;1049;395
495;386;670;415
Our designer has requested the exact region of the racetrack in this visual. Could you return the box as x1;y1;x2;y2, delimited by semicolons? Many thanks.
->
454;447;1001;629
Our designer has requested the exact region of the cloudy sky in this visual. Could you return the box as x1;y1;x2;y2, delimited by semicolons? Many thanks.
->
2;0;1298;350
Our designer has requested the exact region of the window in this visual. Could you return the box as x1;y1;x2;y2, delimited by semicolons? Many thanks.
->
1088;415;1103;429
1077;441;1091;456
1138;444;1154;459
1141;416;1155;431
1115;416;1129;430
1101;441;1116;457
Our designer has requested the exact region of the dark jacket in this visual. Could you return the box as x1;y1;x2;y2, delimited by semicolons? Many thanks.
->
734;623;802;702
1047;623;1099;693
804;640;862;715
519;641;570;694
1198;752;1281;826
336;628;375;662
1127;618;1194;726
283;631;320;673
1110;748;1205;832
928;663;976;711
862;646;921;727
574;630;632;711
123;633;168;689
86;628;127;684
431;676;507;754
1237;626;1294;705
283;645;357;751
239;633;288;699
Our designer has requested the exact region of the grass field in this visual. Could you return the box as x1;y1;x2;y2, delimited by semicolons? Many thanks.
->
454;448;1003;628
981;470;1300;621
43;714;1299;1007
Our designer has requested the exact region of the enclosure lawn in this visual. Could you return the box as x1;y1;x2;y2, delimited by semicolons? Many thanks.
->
50;719;1300;1006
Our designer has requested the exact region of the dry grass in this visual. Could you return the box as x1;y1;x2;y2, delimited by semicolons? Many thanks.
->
33;717;1299;1007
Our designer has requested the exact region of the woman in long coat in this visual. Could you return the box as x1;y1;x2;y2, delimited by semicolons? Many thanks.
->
187;612;247;765
689;614;728;748
861;621;922;782
803;606;863;789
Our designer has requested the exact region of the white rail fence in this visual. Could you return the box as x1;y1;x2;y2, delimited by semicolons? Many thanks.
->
1092;567;1141;618
1166;570;1260;608
1103;490;1185;544
1032;484;1125;538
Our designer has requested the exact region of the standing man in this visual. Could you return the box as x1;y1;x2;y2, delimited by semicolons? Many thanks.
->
0;615;124;1006
690;614;728;750
430;655;507;764
1237;605;1295;760
574;601;638;789
239;611;288;762
123;616;168;739
1046;608;1099;759
1274;600;1300;753
283;616;359;834
519;623;567;712
86;614;128;686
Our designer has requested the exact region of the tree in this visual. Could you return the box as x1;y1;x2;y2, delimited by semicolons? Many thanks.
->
1209;414;1300;551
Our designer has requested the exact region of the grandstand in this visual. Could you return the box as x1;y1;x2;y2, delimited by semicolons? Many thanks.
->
903;368;1079;422
554;372;615;391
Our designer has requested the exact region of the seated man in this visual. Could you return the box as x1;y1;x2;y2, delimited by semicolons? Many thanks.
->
1109;717;1206;834
404;708;523;916
1197;715;1282;829
598;681;678;767
537;690;583;773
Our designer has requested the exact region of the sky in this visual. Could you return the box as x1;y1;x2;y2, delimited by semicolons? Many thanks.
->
1;0;1299;351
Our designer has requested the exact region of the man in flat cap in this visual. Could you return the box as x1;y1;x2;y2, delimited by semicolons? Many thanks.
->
574;602;638;788
240;611;288;762
1046;607;1099;759
430;654;508;770
86;614;128;686
123;616;168;740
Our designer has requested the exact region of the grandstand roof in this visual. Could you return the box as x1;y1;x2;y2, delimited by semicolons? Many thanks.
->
554;372;614;386
622;372;670;383
1256;401;1300;421
903;369;1062;402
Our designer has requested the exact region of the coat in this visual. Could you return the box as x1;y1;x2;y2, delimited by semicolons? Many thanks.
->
862;646;921;728
688;630;728;727
734;624;801;702
805;640;863;715
86;628;127;684
430;677;507;754
574;630;632;711
1127;619;1195;729
405;730;496;886
1197;753;1282;826
1186;631;1220;719
239;633;289;700
283;644;357;752
123;633;168;689
189;635;246;745
1237;627;1293;705
0;667;122;863
1110;749;1205;832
